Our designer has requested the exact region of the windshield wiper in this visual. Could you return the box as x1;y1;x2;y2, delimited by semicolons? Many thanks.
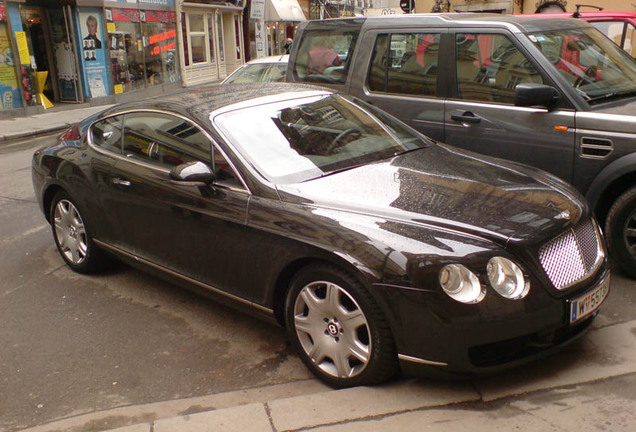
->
588;90;636;104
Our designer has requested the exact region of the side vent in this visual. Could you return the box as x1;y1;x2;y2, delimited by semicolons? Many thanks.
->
580;137;613;158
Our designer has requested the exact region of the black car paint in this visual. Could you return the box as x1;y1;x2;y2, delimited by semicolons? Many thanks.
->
32;84;608;376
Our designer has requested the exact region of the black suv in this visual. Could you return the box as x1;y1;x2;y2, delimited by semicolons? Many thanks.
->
287;14;636;278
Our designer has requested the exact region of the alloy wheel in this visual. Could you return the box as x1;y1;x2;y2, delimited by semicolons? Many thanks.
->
54;199;88;265
293;280;371;379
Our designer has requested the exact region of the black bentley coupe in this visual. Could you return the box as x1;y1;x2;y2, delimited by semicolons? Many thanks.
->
32;83;609;388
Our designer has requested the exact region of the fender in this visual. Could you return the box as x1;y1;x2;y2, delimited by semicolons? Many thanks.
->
585;152;636;208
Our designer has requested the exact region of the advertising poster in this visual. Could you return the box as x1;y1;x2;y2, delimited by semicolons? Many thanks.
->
79;10;110;97
0;25;21;110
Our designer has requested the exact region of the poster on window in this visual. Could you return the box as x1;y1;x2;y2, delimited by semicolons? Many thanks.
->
79;9;111;97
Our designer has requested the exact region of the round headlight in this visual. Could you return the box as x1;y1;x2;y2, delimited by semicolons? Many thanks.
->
439;264;485;304
486;257;529;300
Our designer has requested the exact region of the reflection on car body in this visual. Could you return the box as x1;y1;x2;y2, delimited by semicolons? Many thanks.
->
33;83;609;388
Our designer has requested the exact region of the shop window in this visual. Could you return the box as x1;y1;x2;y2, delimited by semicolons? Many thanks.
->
107;8;145;93
216;13;225;63
143;10;180;86
207;14;216;63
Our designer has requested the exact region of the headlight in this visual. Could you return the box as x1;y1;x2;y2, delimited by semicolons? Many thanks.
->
439;264;485;304
486;257;529;300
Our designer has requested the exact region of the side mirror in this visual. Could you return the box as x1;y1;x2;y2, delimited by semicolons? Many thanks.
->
514;83;561;110
169;161;215;184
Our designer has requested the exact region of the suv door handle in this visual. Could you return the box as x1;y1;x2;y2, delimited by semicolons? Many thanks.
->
112;178;131;187
451;112;482;124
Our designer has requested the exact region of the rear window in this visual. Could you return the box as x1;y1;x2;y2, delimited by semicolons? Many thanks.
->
293;26;360;85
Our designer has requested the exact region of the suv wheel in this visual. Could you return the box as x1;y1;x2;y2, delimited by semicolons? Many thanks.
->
605;186;636;279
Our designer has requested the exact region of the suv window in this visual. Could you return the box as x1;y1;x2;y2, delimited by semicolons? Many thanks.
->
454;33;543;104
368;33;440;97
529;28;636;104
122;112;211;168
293;30;358;84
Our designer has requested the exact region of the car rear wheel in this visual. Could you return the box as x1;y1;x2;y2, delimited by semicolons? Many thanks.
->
285;264;397;388
605;186;636;279
50;191;105;274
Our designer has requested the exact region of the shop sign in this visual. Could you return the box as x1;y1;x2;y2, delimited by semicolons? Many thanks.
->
250;0;265;20
145;10;176;23
113;0;175;6
112;8;141;22
0;3;6;21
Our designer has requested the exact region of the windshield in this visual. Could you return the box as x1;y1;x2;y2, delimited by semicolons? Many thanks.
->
528;27;636;104
214;94;428;184
223;63;287;84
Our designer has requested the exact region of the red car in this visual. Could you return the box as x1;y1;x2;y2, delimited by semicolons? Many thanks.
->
538;8;636;57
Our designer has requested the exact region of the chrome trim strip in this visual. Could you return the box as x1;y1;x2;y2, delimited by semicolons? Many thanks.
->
94;239;274;316
398;354;448;367
576;128;636;140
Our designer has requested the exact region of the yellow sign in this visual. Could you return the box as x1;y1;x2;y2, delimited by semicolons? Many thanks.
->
107;22;117;33
15;31;31;65
114;84;123;94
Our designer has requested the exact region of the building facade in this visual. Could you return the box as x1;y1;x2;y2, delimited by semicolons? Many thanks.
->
0;0;248;117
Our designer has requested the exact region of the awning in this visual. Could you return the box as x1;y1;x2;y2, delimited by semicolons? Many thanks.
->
265;0;306;22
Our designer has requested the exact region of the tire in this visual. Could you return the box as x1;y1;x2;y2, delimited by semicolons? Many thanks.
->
605;186;636;279
285;264;398;388
50;191;105;274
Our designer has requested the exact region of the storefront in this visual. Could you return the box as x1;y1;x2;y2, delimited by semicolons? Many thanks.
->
265;0;305;56
0;0;22;111
5;0;83;109
104;0;180;95
178;0;245;85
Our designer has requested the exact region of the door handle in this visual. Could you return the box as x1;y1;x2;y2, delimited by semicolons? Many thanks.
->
112;178;131;187
451;112;482;124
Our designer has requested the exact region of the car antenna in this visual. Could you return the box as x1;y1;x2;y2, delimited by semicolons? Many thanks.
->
573;4;604;18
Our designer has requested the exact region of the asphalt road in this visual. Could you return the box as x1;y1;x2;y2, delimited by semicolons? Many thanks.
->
1;133;635;432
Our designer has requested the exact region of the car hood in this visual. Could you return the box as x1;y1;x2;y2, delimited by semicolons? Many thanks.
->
277;144;586;244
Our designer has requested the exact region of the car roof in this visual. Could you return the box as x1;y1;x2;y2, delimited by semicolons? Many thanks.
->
245;54;289;65
97;83;330;127
306;12;591;32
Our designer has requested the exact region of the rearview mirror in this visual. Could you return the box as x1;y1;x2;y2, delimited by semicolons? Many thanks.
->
514;83;560;110
169;161;215;184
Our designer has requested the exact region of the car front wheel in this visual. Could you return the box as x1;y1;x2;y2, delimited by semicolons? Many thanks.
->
605;186;636;279
50;191;104;274
285;264;397;388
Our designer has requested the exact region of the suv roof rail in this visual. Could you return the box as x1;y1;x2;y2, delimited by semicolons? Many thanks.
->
573;4;604;18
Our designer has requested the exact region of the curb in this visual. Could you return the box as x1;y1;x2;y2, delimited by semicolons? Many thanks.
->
20;319;636;432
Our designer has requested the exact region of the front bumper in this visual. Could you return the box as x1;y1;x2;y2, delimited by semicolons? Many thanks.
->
372;266;610;377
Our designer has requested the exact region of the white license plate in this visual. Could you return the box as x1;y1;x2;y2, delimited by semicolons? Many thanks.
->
570;276;610;324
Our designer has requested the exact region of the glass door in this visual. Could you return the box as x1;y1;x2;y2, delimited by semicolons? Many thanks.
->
48;6;82;102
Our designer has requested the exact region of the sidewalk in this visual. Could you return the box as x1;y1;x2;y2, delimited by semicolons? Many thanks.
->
0;104;112;142
20;319;636;432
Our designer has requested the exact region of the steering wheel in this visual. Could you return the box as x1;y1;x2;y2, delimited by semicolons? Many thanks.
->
326;128;362;153
574;65;597;88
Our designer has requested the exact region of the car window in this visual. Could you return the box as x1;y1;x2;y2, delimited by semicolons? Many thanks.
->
90;116;123;153
122;112;212;168
293;29;358;84
368;33;440;97
591;21;635;57
454;33;543;104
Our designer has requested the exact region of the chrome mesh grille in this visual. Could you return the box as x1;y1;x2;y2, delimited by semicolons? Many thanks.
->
539;219;603;290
